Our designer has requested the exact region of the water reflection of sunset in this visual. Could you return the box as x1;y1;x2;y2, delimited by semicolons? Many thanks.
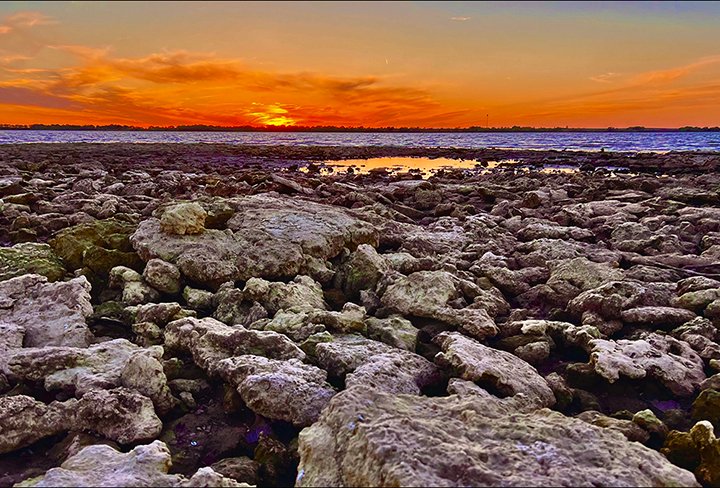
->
323;157;480;177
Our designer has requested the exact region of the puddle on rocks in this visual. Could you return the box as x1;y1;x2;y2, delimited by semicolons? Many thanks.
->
300;156;639;178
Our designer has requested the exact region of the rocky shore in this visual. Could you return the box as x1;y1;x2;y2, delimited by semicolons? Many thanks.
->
1;143;720;486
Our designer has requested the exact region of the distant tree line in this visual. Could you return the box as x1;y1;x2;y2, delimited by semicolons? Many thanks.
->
0;123;719;132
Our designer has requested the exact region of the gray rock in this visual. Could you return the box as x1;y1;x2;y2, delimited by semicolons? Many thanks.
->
160;202;207;236
8;339;175;413
296;386;698;487
0;274;92;348
143;258;182;294
434;331;555;408
589;332;705;396
214;355;336;427
164;317;305;369
381;270;498;340
15;441;181;486
365;315;419;351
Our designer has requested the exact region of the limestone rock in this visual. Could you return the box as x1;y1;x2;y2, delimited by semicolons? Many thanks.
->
0;395;72;455
242;275;327;314
313;334;440;394
365;315;419;351
109;266;160;305
381;270;498;340
214;355;336;427
131;195;378;288
547;257;625;304
621;306;697;329
164;317;305;370
336;244;389;298
15;441;183;487
434;331;555;408
74;387;163;444
576;410;649;443
160;202;207;235
0;388;161;454
8;339;175;412
0;274;92;348
143;258;182;294
589;332;705;396
662;421;720;486
0;243;65;282
296;386;698;487
48;218;140;277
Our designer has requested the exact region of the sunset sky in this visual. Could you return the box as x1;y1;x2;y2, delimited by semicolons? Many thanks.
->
1;1;719;128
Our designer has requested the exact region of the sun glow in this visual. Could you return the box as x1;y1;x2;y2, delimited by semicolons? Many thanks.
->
247;103;296;126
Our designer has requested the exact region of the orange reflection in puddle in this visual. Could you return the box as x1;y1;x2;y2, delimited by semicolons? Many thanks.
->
322;157;482;177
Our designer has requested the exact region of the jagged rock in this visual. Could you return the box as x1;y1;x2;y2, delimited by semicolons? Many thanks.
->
8;339;175;412
314;334;397;377
249;309;324;342
14;441;182;486
0;274;92;348
345;351;442;395
143;258;182;294
674;289;720;313
210;457;259;485
242;275;327;314
214;355;335;427
164;317;305;370
0;395;73;455
365;315;419;351
576;410;649;443
692;389;720;430
109;266;160;305
621;306;697;328
589;332;706;396
135;302;194;327
662;421;720;486
183;286;214;311
296;386;698;487
673;317;720;360
120;348;178;414
568;280;671;335
131;194;378;288
0;243;65;282
434;331;555;407
160;202;207;235
48;219;141;278
381;270;498;340
183;467;247;487
0;388;161;454
0;320;24;375
74;387;163;444
306;303;366;334
313;334;440;394
335;244;389;297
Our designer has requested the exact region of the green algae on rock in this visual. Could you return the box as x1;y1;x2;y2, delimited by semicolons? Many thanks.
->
0;243;66;282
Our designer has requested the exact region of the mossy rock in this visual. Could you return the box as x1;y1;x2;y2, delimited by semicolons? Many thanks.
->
83;246;143;277
0;242;66;282
49;218;138;272
692;389;720;430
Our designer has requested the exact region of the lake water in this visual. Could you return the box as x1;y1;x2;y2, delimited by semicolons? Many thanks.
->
1;130;719;152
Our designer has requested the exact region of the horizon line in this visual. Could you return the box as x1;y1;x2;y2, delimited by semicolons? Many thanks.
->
1;124;720;133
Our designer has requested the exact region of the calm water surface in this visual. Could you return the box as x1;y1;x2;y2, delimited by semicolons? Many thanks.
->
1;130;719;152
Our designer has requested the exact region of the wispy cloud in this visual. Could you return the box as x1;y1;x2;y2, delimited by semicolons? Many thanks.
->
450;16;471;22
0;44;451;126
589;72;620;83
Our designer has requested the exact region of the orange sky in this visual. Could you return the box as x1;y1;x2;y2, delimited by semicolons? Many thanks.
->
1;1;720;128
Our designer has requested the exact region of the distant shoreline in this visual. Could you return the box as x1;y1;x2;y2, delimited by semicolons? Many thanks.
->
1;125;720;133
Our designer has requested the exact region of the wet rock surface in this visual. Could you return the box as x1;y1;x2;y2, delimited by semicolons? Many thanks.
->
1;143;719;486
